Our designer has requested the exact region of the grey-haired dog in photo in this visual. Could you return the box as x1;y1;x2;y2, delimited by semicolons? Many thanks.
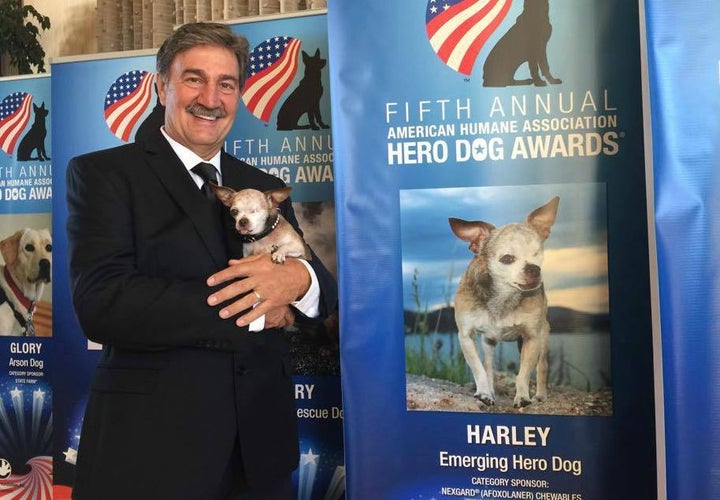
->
449;196;559;408
211;185;311;263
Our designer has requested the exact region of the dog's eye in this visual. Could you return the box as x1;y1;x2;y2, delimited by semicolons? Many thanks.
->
46;244;52;252
25;244;35;252
230;208;239;217
499;254;516;265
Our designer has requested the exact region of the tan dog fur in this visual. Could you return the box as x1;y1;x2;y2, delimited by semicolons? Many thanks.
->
211;185;310;263
0;228;52;336
450;197;559;408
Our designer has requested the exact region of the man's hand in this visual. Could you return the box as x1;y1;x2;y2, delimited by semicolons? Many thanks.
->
206;254;311;327
264;305;296;329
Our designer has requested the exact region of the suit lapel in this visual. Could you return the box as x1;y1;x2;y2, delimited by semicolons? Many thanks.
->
140;131;229;269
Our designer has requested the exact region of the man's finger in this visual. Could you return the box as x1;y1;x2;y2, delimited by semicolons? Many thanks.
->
207;279;253;307
207;254;265;286
235;300;272;326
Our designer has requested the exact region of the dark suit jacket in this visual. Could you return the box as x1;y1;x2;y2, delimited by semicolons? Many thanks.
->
66;128;337;499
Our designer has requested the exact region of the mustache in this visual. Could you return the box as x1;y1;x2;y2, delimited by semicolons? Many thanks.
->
186;103;226;119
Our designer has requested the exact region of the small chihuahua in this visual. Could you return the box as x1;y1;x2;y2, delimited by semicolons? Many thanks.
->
210;185;311;263
449;196;559;408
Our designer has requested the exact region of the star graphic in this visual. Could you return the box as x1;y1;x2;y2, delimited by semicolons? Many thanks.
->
63;447;78;464
301;448;319;466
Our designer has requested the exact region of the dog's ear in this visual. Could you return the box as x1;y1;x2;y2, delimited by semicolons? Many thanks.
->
266;187;292;207
0;229;25;266
208;184;236;207
449;218;495;254
527;196;559;240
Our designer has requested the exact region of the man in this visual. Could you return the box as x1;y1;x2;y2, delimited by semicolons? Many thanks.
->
66;23;337;499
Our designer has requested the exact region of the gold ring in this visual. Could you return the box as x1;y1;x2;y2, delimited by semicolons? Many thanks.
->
253;290;263;302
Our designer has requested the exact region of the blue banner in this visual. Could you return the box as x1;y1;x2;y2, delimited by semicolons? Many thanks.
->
0;73;53;498
329;0;658;498
644;1;720;498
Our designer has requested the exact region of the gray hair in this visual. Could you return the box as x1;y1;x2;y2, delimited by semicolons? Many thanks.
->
157;22;250;88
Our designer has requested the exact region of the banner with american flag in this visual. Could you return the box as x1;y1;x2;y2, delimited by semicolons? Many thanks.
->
103;70;155;142
242;36;302;123
0;92;33;155
329;0;660;498
0;75;53;498
229;18;342;500
425;0;512;76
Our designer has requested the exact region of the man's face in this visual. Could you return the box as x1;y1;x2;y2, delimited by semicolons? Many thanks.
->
157;44;241;159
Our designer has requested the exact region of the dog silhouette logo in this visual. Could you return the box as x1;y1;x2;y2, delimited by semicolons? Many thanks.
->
0;92;33;157
426;0;512;76
104;70;155;142
17;102;51;162
242;36;302;123
482;0;562;87
276;48;330;131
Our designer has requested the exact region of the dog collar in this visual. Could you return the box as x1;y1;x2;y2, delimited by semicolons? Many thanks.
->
0;269;36;336
240;213;281;243
521;284;544;297
3;267;35;312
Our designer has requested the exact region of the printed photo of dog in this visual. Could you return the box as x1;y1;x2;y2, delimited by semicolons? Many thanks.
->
401;184;612;415
0;228;52;336
450;197;558;407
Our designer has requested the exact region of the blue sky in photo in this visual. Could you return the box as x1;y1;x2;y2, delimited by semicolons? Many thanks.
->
399;182;609;313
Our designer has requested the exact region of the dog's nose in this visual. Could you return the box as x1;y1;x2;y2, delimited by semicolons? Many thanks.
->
525;264;541;278
238;217;249;228
38;259;51;282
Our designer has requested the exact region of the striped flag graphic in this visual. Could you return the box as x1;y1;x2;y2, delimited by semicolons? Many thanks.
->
0;92;33;155
0;456;53;500
242;36;302;122
426;0;512;75
104;70;155;142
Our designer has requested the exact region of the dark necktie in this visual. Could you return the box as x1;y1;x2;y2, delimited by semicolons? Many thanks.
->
191;162;218;201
